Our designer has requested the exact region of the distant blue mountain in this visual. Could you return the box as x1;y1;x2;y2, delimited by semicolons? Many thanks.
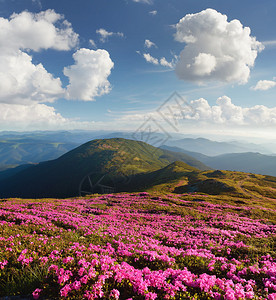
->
161;145;276;176
166;137;273;156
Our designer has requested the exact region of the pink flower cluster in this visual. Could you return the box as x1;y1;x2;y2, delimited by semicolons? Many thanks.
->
0;193;275;299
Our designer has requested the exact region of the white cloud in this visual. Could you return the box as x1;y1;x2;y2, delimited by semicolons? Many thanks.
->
144;39;156;48
0;10;79;53
143;53;174;68
251;80;276;91
96;28;124;42
89;39;97;48
0;51;64;105
143;53;159;65
0;103;66;124
189;53;217;76
149;10;157;16
181;96;276;126
132;0;153;4
262;40;276;47
64;48;114;101
0;103;96;131
160;57;173;68
0;10;114;106
32;0;42;8
0;10;79;105
118;95;276;127
0;10;115;130
174;9;264;84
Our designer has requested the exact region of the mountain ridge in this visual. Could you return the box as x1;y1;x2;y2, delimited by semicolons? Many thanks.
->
161;145;276;176
0;138;209;198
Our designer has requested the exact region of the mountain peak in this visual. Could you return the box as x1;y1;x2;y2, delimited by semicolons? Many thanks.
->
0;138;209;198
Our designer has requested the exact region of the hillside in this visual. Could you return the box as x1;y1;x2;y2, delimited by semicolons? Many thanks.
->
0;192;275;299
139;165;276;206
0;138;209;198
162;145;276;176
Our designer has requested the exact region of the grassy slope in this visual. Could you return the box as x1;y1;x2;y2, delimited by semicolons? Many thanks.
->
135;166;276;216
0;138;209;198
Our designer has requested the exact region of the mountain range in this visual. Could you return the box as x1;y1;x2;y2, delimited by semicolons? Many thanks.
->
1;130;276;177
161;145;276;176
0;138;209;198
166;137;273;156
1;137;276;200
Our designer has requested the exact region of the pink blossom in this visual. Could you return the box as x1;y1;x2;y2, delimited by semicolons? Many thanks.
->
60;284;71;297
110;289;120;299
32;288;42;300
80;275;89;284
71;280;81;290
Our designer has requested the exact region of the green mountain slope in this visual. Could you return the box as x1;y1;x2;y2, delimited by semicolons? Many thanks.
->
0;138;209;198
125;161;198;192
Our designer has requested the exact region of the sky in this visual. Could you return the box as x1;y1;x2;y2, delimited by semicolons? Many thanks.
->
0;0;276;141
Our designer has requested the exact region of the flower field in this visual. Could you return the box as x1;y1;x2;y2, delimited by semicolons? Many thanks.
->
0;192;276;299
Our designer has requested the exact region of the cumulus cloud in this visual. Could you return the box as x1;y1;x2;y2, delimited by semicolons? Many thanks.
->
0;10;79;53
251;80;276;91
0;51;64;105
174;9;264;84
0;103;96;130
0;103;66;124
64;48;114;101
0;10;115;130
144;39;156;48
0;10;79;105
96;28;124;42
143;53;159;65
179;96;276;126
0;10;114;105
143;53;174;68
160;57;173;68
119;96;276;128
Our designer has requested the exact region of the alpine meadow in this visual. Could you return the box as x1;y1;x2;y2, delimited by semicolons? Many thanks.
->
0;1;276;299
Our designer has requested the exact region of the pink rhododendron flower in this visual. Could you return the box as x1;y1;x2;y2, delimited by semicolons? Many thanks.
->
32;288;42;300
71;280;81;290
110;289;120;299
60;284;72;297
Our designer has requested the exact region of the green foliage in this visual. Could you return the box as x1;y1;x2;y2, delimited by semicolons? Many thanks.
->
0;263;49;297
175;255;210;275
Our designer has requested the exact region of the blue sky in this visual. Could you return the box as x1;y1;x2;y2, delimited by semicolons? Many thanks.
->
0;0;276;140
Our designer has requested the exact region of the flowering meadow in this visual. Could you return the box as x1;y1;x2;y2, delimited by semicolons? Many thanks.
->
0;192;276;299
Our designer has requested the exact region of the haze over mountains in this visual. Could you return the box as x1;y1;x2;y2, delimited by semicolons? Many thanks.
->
161;146;276;177
1;130;276;177
166;138;274;156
